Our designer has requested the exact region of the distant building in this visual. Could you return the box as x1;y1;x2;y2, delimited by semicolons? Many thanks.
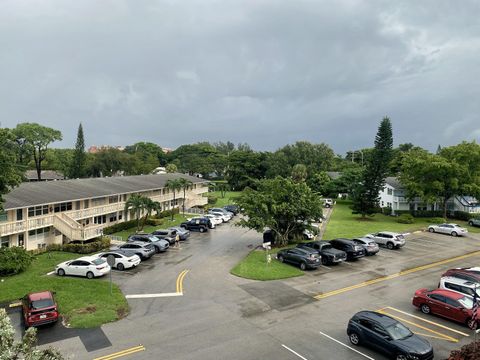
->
24;170;65;182
88;145;125;154
161;147;173;154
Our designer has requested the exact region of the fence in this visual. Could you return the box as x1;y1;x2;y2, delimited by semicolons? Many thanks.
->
185;208;205;215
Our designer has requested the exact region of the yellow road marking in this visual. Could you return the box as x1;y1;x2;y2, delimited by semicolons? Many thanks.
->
93;345;145;360
377;310;459;343
176;269;189;294
412;332;451;341
314;250;480;299
9;302;22;308
385;307;470;337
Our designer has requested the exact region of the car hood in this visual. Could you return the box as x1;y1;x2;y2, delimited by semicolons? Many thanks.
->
395;334;432;355
321;248;345;256
154;239;169;246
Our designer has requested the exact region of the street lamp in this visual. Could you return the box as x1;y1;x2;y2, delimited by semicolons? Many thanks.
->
351;150;364;166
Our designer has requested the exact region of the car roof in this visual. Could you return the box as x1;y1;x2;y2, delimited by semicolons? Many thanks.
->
441;276;477;287
354;237;374;242
377;231;401;236
28;291;53;301
77;255;99;261
430;288;465;299
102;249;134;256
122;241;147;246
354;311;398;326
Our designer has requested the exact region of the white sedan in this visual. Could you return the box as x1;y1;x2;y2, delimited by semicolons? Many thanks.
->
97;250;141;271
56;256;111;279
204;214;222;226
428;223;468;237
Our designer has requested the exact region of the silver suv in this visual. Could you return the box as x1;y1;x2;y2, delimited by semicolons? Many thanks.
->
364;231;405;250
439;276;480;298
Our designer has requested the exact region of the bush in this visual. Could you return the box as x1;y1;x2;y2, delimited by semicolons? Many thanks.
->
397;214;414;224
451;211;473;221
103;219;139;235
0;246;33;276
207;194;218;205
46;237;111;254
447;339;480;360
429;217;446;223
153;208;179;219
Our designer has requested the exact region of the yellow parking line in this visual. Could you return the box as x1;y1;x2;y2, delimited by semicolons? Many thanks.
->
412;332;451;341
385;307;469;337
9;302;22;308
93;345;145;360
176;269;189;294
377;310;459;343
314;250;480;299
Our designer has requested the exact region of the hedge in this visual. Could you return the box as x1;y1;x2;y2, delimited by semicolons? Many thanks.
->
46;237;111;254
103;218;163;235
397;214;414;224
153;208;179;219
0;246;33;276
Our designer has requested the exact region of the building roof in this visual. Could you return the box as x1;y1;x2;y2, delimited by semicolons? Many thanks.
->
25;170;65;181
326;171;341;180
385;177;403;189
4;173;207;210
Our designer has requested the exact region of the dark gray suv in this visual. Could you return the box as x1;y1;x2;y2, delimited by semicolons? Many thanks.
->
276;247;321;270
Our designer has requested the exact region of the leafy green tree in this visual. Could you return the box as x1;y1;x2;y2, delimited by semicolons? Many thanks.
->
165;179;183;220
167;142;218;176
236;177;323;246
329;166;364;196
0;308;64;359
85;148;133;177
178;178;193;214
165;163;178;173
307;171;332;196
0;129;22;210
291;164;307;183
124;142;165;174
140;198;161;230
69;123;86;178
351;117;393;217
42;148;74;175
389;143;428;175
13;123;62;180
225;151;268;190
124;195;147;232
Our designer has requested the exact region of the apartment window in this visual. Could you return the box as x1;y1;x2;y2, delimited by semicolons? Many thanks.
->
53;202;72;213
84;200;89;209
387;188;393;195
119;213;123;220
75;201;81;210
92;198;106;207
109;196;119;204
0;211;6;222
94;215;107;224
18;234;24;247
37;243;46;250
0;236;9;248
109;213;117;222
28;227;50;237
28;205;49;217
381;201;384;207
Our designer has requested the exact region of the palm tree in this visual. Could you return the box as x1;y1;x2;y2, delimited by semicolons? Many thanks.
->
165;179;183;221
124;194;147;232
140;198;161;230
178;178;193;215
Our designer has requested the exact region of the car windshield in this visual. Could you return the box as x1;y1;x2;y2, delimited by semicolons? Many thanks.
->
385;322;413;340
458;296;474;309
92;258;106;266
31;298;55;309
147;236;158;241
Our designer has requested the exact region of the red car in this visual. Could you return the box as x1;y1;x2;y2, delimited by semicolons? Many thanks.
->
412;288;479;328
442;267;480;283
22;291;59;328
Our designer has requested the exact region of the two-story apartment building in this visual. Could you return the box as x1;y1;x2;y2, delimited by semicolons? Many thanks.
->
0;173;208;251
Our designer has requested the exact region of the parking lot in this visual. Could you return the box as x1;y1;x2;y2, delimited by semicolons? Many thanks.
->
20;221;480;360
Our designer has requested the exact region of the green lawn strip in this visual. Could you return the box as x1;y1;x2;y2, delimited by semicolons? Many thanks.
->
0;252;128;328
230;248;304;281
209;191;241;208
323;201;480;239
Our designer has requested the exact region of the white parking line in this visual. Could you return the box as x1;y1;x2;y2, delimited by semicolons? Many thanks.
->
408;238;443;246
46;271;55;276
125;293;183;299
319;331;375;360
281;344;309;360
320;265;331;270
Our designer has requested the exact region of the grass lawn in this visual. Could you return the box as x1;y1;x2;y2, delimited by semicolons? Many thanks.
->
210;191;241;208
0;252;128;328
323;201;480;238
230;249;304;281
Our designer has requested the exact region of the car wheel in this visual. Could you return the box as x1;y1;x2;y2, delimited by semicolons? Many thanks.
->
86;271;94;279
117;263;125;271
278;255;284;263
428;227;435;233
57;268;65;276
421;304;431;314
451;231;458;237
321;257;329;265
469;221;474;226
154;246;160;254
349;332;361;345
300;262;307;271
386;242;394;250
396;354;408;360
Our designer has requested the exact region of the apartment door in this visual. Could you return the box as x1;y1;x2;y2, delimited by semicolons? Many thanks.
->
16;209;23;221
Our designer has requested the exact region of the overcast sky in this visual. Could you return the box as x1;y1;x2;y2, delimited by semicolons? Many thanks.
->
1;0;479;155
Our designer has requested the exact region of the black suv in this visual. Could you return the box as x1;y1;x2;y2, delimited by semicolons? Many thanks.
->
180;218;210;233
347;311;433;360
224;204;239;215
276;247;321;270
329;238;365;260
297;241;347;265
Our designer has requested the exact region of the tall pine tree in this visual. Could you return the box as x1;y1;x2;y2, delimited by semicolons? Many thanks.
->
351;117;393;217
69;123;86;178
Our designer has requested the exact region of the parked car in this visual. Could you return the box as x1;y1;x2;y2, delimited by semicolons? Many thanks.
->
329;238;366;260
22;291;59;328
169;226;190;240
276;247;321;270
297;241;347;265
117;242;156;260
208;210;231;223
204;214;222;226
128;234;169;252
468;218;480;227
412;288;479;329
353;237;380;256
347;311;433;360
224;204;239;215
303;229;316;240
151;229;177;245
442;267;480;283
209;207;233;218
428;223;468;237
56;256;111;279
323;198;334;208
180;218;210;232
97;250;141;271
364;231;405;250
439;276;480;298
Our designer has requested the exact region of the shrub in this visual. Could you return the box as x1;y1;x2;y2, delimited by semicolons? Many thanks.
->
153;208;179;219
451;211;473;221
46;237;111;254
397;214;414;224
103;219;139;235
0;246;33;276
429;217;446;224
207;194;218;205
447;339;480;360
